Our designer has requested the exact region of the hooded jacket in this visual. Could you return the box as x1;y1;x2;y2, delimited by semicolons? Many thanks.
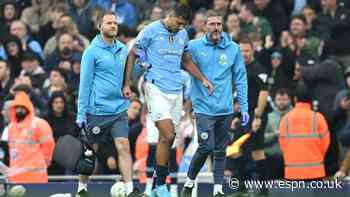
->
77;35;129;123
186;32;248;115
0;1;18;39
4;35;24;78
7;91;55;183
279;102;330;180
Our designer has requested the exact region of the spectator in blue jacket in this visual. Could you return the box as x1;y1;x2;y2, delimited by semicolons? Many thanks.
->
10;20;44;61
90;0;138;28
69;0;94;38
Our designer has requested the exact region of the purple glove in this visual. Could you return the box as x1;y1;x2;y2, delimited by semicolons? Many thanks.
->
241;112;250;126
76;119;86;130
135;48;150;69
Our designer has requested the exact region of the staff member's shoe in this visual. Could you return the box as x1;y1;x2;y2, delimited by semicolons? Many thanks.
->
127;188;147;197
75;189;89;197
181;185;193;197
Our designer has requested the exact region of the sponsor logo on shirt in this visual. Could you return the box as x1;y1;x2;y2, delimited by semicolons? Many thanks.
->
219;54;228;65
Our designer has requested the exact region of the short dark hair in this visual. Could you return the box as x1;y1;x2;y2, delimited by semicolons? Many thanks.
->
239;35;253;47
12;84;31;94
295;81;312;102
51;2;68;14
242;2;257;15
21;52;38;62
291;15;307;24
51;67;68;81
96;10;116;27
274;88;290;98
171;5;192;22
118;24;138;38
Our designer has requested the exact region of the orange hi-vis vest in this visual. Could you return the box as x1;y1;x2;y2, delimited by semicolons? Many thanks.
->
8;92;55;183
279;102;330;180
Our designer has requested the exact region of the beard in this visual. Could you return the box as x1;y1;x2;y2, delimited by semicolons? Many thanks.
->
209;31;221;43
278;105;289;112
103;30;117;39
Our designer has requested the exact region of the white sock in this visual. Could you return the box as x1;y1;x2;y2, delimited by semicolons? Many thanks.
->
78;182;87;192
170;184;178;197
184;177;195;188
213;184;223;195
125;181;133;195
145;178;153;193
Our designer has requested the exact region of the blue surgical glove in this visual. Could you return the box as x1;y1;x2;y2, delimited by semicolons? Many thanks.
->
135;48;151;69
241;112;250;126
76;119;87;130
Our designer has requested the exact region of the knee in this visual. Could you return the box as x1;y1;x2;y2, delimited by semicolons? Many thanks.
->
115;138;131;154
197;144;214;155
159;132;175;145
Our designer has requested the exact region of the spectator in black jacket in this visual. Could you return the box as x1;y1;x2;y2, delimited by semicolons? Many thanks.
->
3;35;24;79
319;0;350;65
44;91;76;143
254;0;289;38
0;1;19;40
44;91;77;174
298;57;344;176
19;52;47;93
266;51;294;97
0;59;14;108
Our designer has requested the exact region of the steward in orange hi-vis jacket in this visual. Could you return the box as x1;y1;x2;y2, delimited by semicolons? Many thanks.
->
7;91;55;183
279;102;330;180
279;82;330;180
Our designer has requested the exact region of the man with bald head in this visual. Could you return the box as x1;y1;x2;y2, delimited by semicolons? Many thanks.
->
10;20;43;60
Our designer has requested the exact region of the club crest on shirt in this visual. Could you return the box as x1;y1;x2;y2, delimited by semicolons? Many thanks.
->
200;52;208;57
92;126;101;135
200;132;209;140
219;54;228;65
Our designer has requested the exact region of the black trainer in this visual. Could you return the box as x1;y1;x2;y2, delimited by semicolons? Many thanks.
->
214;191;225;197
75;189;89;197
127;188;147;197
181;185;194;197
